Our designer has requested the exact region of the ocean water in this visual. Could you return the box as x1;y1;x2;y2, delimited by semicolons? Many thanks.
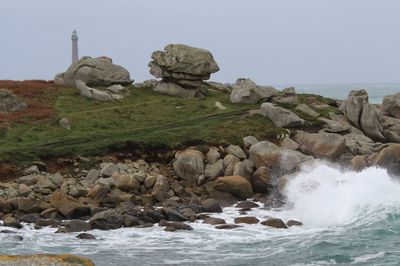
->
2;161;400;266
274;83;400;104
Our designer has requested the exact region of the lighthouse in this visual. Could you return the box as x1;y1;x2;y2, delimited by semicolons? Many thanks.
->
71;30;79;64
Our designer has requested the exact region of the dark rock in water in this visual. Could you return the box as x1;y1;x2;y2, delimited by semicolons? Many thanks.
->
197;214;210;220
35;219;60;228
136;223;154;228
286;220;303;226
261;218;288;229
161;208;189;222
21;213;40;223
63;220;91;233
9;235;23;241
234;216;260;224
386;163;400;178
3;216;23;229
159;220;193;231
202;217;226;225
76;233;96;240
235;201;259;209
89;209;123;230
164;226;176;232
202;198;222;213
143;205;164;223
123;215;140;227
215;224;243;230
1;230;17;234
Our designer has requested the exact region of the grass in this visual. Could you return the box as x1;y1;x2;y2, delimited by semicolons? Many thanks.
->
0;83;340;165
0;85;278;163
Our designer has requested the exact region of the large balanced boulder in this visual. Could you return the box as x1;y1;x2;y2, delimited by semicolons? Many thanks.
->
173;149;204;184
54;56;132;88
230;78;277;104
294;131;346;160
214;175;253;200
341;90;385;141
0;89;27;114
382;92;400;119
260;102;304;128
149;44;219;98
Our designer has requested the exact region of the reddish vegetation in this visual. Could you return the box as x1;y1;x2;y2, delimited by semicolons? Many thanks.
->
0;80;61;125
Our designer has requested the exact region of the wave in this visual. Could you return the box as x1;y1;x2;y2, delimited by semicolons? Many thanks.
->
282;161;400;228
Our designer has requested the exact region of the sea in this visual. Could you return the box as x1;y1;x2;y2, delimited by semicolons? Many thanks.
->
1;84;400;266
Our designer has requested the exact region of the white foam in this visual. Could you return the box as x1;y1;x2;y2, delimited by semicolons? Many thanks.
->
283;161;400;227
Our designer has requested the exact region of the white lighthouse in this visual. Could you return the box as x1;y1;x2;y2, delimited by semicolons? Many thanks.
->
71;30;79;64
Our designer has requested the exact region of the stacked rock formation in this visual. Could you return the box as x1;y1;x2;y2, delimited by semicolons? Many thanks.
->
149;44;220;98
54;56;133;88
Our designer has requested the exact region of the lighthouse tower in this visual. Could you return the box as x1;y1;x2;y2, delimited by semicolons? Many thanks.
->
71;30;79;64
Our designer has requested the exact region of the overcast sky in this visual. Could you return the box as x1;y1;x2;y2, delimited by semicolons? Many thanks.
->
1;0;399;84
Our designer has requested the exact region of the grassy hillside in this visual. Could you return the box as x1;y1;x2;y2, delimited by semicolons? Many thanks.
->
0;81;339;164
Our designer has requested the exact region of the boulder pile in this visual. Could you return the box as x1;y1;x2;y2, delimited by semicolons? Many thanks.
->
149;44;220;98
54;56;133;88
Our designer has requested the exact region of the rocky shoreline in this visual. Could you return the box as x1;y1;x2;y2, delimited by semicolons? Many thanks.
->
1;86;400;239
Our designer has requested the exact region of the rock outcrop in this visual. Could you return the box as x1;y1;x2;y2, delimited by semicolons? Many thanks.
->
260;102;304;128
341;90;385;141
230;78;277;104
294;131;346;160
149;44;220;98
0;89;27;114
54;56;132;88
382;92;400;119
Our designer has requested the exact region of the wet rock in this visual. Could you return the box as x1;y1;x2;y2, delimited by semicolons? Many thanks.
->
214;175;253;200
203;217;226;225
76;233;96;240
89;209;123;230
286;220;303;226
63;220;91;233
3;216;22;229
123;215;140;227
215;224;243;229
159;220;193;231
161;208;189;222
235;201;259;209
234;216;260;224
250;166;273;193
261;218;288;229
202;198;222;213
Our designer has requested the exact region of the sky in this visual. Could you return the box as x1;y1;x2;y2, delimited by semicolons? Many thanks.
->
0;0;399;85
